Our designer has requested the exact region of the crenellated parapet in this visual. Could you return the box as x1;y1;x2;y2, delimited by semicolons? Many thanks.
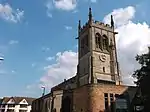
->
79;20;113;34
78;7;114;35
79;22;89;34
94;20;111;28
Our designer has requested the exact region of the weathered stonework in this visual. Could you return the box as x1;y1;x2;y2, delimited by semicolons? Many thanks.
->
31;8;137;112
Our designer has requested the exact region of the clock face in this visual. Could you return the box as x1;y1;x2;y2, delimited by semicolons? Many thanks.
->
99;54;106;62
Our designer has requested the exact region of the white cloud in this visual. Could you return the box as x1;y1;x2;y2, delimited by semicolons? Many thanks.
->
65;26;72;30
46;56;55;61
0;3;24;23
46;0;77;17
103;6;150;85
40;51;78;89
9;40;19;45
103;6;135;27
39;5;150;90
53;0;77;11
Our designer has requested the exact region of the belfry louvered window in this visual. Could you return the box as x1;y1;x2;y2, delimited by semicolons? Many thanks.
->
95;33;102;49
103;35;109;50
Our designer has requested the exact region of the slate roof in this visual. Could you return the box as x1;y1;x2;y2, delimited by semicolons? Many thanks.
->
1;97;36;105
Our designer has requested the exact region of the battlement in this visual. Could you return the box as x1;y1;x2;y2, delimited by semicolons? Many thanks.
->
80;22;89;31
78;7;114;34
79;20;112;34
94;20;111;28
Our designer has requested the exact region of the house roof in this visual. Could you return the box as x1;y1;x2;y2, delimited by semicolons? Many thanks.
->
1;97;36;105
2;97;10;104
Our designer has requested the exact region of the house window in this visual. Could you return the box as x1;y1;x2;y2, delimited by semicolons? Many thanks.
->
104;93;109;111
8;104;15;108
20;104;27;108
7;109;14;112
2;104;5;108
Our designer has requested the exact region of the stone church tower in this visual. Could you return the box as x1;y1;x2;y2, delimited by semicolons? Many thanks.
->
31;8;136;112
76;8;122;87
72;8;129;112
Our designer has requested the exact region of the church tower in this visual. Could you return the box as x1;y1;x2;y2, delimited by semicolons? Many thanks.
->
76;8;122;86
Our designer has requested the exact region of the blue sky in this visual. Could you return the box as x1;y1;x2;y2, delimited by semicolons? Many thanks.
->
0;0;150;98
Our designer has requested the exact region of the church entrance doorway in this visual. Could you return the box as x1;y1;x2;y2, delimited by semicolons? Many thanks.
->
62;96;71;112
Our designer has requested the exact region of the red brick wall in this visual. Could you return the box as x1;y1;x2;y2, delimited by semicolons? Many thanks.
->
73;84;128;112
73;85;90;112
88;84;128;112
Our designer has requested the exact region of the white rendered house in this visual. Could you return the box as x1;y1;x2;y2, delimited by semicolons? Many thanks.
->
0;97;35;112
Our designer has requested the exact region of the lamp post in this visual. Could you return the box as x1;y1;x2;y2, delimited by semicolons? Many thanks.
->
0;56;4;61
0;56;4;65
41;86;45;96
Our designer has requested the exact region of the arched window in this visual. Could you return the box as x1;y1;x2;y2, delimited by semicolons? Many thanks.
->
95;33;102;49
103;35;109;50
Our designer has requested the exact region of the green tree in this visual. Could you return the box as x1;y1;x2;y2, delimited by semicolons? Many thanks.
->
132;47;150;111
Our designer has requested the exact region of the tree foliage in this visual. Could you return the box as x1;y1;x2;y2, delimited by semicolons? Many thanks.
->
133;47;150;96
